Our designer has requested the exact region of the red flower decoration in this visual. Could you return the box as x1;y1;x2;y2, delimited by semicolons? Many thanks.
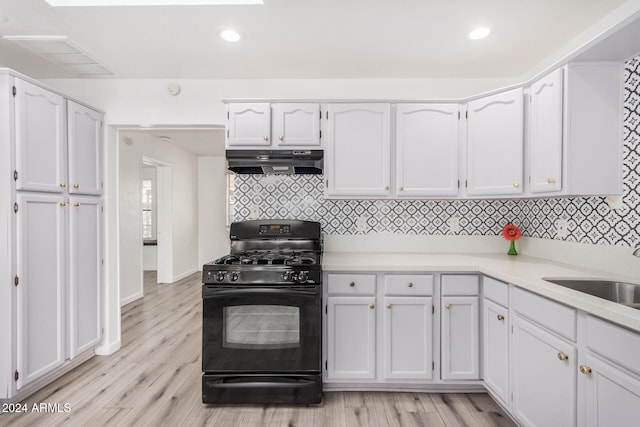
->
501;223;521;241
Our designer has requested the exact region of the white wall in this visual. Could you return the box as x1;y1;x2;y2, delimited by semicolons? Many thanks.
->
118;132;199;306
198;157;229;267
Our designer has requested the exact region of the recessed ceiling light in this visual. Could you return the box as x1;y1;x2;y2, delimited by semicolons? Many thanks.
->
469;27;491;40
43;0;263;6
220;29;241;42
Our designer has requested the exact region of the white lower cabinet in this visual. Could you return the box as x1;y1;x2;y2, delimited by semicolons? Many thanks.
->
483;298;509;403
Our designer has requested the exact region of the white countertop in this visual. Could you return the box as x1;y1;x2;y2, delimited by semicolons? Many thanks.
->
323;251;640;333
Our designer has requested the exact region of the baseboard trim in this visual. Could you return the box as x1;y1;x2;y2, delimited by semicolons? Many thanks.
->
120;290;143;307
95;338;121;356
172;267;199;283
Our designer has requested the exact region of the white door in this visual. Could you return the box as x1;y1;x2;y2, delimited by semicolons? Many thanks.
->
383;296;433;380
466;88;524;196
226;103;271;146
511;315;577;427
14;78;66;193
326;297;376;380
395;103;459;197
69;197;102;358
326;103;391;197
483;298;509;403
68;101;103;195
529;68;563;193
582;355;640;427
15;193;66;390
272;103;321;146
441;296;479;380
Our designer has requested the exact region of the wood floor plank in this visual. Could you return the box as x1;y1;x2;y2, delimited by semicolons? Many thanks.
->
1;271;515;427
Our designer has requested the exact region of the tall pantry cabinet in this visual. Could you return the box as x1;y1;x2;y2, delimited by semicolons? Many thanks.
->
0;70;104;399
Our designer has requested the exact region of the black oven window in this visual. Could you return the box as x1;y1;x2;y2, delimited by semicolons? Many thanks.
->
223;305;300;350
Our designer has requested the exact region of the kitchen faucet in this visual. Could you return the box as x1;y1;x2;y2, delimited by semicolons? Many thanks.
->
634;247;640;257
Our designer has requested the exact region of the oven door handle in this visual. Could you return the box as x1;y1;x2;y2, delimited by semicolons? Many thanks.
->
203;287;318;299
205;378;318;390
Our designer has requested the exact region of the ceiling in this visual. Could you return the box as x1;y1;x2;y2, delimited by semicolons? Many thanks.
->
121;127;226;156
0;0;631;80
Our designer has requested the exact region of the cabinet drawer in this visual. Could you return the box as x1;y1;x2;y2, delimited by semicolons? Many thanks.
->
442;275;479;296
512;287;576;341
327;274;376;296
384;274;433;296
483;276;509;307
586;316;640;376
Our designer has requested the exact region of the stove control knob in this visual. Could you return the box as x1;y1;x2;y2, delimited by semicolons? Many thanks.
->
283;271;294;281
230;272;239;282
297;271;308;283
215;271;226;282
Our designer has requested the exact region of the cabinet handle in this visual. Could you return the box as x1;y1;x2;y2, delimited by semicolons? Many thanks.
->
74;202;80;207
557;352;569;361
60;183;66;188
408;282;413;288
278;135;284;141
349;281;355;287
60;202;67;207
497;314;505;321
547;178;556;184
73;184;79;189
386;304;391;309
445;304;451;310
399;186;404;191
384;186;389;191
513;182;520;188
263;136;269;141
369;304;375;310
579;365;592;375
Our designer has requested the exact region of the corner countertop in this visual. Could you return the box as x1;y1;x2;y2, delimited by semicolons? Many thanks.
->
322;251;640;333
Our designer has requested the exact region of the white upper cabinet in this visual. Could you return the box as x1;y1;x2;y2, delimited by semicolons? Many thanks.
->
326;103;391;197
67;101;103;195
226;103;271;147
272;103;321;146
395;104;459;197
14;78;66;193
529;68;564;194
466;88;524;196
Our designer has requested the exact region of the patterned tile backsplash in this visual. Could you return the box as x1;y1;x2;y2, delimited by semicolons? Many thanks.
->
232;57;640;248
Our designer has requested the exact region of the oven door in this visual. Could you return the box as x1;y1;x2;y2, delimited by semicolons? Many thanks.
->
202;285;321;374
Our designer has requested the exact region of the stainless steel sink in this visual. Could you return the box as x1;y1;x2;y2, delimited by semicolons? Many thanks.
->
543;278;640;309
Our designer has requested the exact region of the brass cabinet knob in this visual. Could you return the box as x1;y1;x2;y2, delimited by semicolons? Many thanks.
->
73;184;79;189
59;202;67;207
497;314;505;321
399;186;404;191
369;304;375;310
278;135;284;141
547;178;556;184
557;352;569;361
386;304;391;309
445;304;451;310
513;182;520;188
60;183;66;188
349;281;355;287
74;202;80;207
408;283;413;288
384;185;389;191
579;365;592;375
263;136;269;141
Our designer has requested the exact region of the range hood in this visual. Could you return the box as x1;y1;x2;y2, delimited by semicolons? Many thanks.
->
226;149;323;174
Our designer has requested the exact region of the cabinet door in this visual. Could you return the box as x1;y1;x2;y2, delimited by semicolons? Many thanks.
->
466;88;524;196
68;101;103;195
226;103;271;146
15;193;66;390
483;298;509;403
511;314;577;427
326;103;391;197
272;103;321;147
326;297;376;380
14;78;66;193
581;355;640;427
395;104;459;197
529;68;563;193
441;296;479;380
383;297;433;380
69;197;102;358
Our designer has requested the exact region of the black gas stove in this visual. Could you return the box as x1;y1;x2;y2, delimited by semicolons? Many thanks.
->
201;220;323;405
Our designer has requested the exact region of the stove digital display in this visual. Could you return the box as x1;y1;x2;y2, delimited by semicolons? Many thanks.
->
259;224;291;235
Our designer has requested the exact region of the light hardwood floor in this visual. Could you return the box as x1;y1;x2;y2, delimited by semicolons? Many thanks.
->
1;271;515;427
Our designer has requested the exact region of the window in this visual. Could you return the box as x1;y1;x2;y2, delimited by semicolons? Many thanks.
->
142;177;156;240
